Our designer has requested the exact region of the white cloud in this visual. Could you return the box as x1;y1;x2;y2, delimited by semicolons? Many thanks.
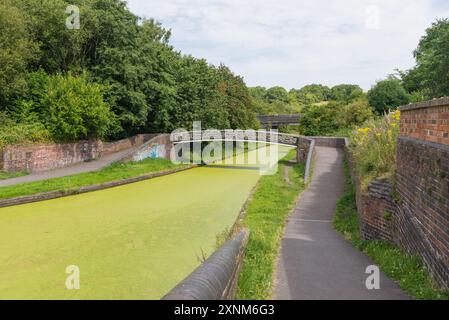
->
127;0;449;90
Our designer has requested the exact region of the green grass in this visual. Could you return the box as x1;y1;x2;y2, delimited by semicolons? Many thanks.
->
0;158;185;200
0;171;28;181
333;159;449;300
236;150;306;299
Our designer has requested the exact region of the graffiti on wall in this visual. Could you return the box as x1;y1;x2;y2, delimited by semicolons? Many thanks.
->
133;143;166;162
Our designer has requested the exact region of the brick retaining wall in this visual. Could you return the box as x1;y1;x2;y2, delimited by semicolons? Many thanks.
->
1;134;157;173
3;140;103;173
346;98;449;290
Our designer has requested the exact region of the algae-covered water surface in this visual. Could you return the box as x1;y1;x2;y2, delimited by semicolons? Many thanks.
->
0;146;293;299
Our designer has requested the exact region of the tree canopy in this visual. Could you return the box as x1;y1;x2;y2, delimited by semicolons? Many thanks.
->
0;0;257;144
368;77;410;114
401;19;449;100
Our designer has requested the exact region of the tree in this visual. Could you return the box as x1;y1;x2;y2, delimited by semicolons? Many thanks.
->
299;97;373;136
217;65;258;129
264;86;289;104
17;71;117;141
331;84;364;102
291;84;331;104
249;87;267;101
0;0;38;107
367;77;410;114
402;19;449;99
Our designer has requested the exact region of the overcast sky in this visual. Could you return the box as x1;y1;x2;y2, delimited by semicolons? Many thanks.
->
127;0;449;91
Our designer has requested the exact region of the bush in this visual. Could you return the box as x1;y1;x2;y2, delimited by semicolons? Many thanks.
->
299;98;374;136
0;113;50;149
299;103;339;136
331;84;364;102
17;71;118;142
368;78;410;114
349;111;401;188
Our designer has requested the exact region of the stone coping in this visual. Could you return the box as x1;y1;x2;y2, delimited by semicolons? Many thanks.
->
400;97;449;112
162;229;249;300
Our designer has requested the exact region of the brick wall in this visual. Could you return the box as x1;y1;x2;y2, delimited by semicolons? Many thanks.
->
1;133;159;174
395;136;449;289
348;98;449;290
310;136;348;148
396;99;449;289
3;140;103;173
400;97;449;145
346;149;396;243
0;150;4;171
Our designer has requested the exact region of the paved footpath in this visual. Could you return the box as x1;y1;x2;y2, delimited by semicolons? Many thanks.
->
0;148;133;187
274;146;409;300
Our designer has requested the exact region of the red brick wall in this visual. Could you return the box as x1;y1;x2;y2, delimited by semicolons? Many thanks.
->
3;140;103;173
0;150;4;171
346;97;449;290
395;136;449;290
346;149;396;242
400;97;449;145
1;133;159;173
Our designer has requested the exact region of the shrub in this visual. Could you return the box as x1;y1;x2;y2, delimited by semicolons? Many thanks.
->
349;111;401;188
0;113;51;149
331;84;364;102
17;71;118;142
299;103;339;136
299;98;374;136
368;78;410;114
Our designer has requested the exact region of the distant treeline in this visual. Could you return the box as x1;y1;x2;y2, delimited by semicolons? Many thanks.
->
1;0;448;146
0;0;258;147
251;18;449;136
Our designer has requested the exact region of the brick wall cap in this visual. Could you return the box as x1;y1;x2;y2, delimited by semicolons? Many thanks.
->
400;97;449;112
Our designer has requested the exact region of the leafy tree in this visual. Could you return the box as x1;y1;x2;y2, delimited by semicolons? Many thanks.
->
264;86;289;104
368;77;410;114
299;103;339;136
291;84;331;104
249;87;267;101
17;71;117;141
217;65;258;129
337;98;374;128
402;19;449;99
299;98;373;136
331;84;364;102
0;0;38;107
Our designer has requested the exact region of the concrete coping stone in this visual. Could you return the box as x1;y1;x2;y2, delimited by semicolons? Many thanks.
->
162;229;250;300
400;97;449;112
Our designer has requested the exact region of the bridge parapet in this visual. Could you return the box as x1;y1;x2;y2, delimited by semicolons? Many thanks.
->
257;114;300;128
171;130;302;147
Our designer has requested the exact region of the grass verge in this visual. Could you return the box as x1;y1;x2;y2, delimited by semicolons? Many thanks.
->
0;158;186;200
0;171;28;181
333;159;449;300
236;150;306;299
